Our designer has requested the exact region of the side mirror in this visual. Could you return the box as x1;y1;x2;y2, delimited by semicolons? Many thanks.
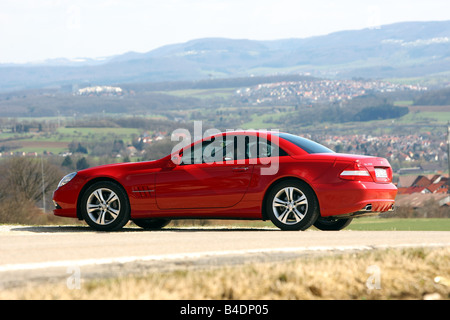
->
170;154;182;166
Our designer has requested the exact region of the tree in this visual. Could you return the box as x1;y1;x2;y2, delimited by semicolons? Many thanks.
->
69;141;88;154
76;143;88;154
142;139;177;161
0;157;64;224
61;155;73;168
76;157;89;170
0;157;62;204
414;87;450;106
112;139;125;153
353;104;408;121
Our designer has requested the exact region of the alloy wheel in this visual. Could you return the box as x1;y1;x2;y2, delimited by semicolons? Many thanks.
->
86;187;121;226
272;187;308;225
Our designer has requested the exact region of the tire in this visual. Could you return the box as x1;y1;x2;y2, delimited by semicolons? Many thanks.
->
133;218;171;230
80;181;130;231
314;217;353;231
265;179;319;231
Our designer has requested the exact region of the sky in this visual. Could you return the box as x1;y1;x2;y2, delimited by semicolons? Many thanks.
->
1;0;450;63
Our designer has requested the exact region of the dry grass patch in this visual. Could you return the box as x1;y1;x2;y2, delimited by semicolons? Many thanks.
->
2;247;449;300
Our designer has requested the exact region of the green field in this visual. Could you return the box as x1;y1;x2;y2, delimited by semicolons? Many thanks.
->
346;217;450;231
56;127;140;140
398;111;450;124
241;109;294;129
161;88;237;100
0;126;142;155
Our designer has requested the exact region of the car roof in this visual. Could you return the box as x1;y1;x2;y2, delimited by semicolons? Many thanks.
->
201;130;308;156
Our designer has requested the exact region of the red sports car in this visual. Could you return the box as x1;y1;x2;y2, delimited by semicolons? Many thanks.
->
53;131;397;231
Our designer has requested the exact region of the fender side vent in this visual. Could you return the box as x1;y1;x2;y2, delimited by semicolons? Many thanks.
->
131;186;154;198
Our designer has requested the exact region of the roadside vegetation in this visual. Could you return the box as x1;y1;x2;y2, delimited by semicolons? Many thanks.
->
2;247;448;300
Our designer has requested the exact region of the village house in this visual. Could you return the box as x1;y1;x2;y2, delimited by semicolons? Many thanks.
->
395;174;450;212
397;174;449;194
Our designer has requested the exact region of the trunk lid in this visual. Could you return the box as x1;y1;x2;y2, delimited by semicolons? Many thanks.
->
335;154;393;183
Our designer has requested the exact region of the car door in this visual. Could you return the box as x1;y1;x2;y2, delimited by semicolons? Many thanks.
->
155;134;254;209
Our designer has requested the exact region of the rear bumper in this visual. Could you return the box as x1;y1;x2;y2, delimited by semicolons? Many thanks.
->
315;181;397;218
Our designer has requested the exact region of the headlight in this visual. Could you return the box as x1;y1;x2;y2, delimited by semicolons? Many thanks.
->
57;172;77;189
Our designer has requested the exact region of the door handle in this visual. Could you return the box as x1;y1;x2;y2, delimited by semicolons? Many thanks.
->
232;167;249;172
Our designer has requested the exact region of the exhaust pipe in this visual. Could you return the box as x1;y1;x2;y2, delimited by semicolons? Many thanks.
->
364;204;372;211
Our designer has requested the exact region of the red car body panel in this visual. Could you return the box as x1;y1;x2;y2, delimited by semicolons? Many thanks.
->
53;131;397;221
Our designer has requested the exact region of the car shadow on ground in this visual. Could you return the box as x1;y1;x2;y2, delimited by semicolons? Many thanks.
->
9;225;278;233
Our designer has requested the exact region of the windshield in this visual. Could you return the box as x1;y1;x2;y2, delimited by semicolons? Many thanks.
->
277;133;334;154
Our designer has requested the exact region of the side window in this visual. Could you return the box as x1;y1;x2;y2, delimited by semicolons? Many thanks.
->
247;137;288;159
203;135;247;163
231;135;248;161
180;140;213;165
180;135;288;165
181;136;238;164
203;137;229;163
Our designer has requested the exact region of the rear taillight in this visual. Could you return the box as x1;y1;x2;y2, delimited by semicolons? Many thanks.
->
339;162;373;182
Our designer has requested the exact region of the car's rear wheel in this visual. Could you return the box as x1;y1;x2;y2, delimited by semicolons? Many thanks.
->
80;181;130;231
132;218;171;230
313;217;353;231
265;180;319;231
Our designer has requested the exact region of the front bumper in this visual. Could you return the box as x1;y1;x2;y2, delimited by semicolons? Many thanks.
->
52;175;85;218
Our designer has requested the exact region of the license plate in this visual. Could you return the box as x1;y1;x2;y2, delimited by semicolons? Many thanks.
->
375;168;388;178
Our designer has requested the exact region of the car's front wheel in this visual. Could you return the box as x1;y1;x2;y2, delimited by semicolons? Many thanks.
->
80;181;130;231
265;180;319;231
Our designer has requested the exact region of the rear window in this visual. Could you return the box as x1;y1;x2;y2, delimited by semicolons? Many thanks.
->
277;133;334;154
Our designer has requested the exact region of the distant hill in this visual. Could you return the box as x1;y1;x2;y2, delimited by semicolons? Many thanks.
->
1;20;449;92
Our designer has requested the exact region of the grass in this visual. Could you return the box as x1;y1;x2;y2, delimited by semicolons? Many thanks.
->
387;72;450;87
241;110;295;129
393;100;413;106
397;111;450;124
346;217;450;231
235;106;295;130
56;127;140;140
2;247;448;300
172;218;450;231
1;217;448;231
0;127;141;155
162;88;237;100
